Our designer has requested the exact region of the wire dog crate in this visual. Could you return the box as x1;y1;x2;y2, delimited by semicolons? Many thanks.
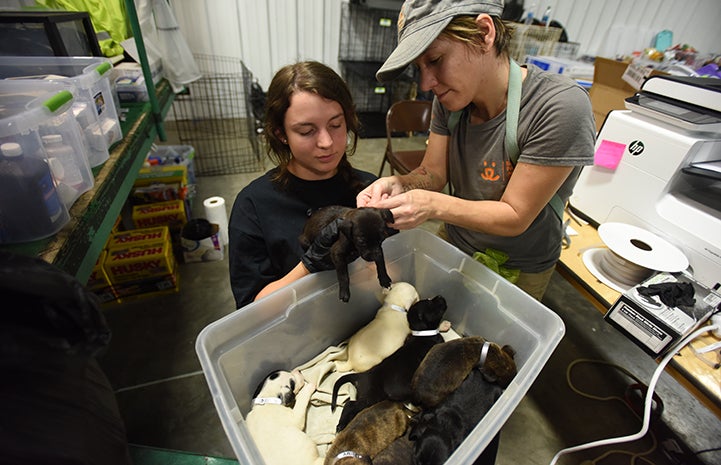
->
339;2;398;62
170;54;262;176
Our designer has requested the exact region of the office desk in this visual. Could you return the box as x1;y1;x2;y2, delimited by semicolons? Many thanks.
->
557;211;721;419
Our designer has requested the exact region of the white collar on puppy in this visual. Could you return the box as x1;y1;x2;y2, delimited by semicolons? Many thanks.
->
479;340;492;366
389;303;407;313
330;451;370;464
411;329;439;336
252;396;283;405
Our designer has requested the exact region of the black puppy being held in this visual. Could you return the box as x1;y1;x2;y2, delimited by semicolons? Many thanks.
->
299;205;396;302
331;295;447;432
409;367;504;465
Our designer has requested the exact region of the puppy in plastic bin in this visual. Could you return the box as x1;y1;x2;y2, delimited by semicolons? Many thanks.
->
299;206;396;302
335;281;419;373
246;369;323;465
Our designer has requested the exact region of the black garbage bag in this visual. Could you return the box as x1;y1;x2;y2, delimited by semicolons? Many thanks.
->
0;251;131;465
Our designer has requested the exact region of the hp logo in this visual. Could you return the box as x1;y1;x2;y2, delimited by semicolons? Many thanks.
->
628;140;645;156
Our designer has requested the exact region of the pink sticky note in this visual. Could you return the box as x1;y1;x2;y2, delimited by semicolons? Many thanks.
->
594;140;626;169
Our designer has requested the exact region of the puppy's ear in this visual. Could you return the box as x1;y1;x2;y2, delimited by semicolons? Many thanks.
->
376;286;389;303
380;208;394;224
338;217;353;240
252;370;281;398
502;344;516;359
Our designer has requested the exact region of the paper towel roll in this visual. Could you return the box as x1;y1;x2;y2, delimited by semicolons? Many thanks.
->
203;196;229;246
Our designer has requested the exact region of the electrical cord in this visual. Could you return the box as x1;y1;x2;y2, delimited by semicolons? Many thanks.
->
548;323;721;465
564;359;658;465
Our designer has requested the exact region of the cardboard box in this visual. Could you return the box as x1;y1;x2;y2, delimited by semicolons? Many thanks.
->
87;249;117;303
589;57;667;132
135;163;188;187
103;239;175;285
131;200;187;230
111;266;179;301
106;226;170;251
605;272;721;357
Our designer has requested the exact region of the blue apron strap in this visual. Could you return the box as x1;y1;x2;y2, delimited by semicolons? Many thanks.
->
507;59;564;221
505;59;522;164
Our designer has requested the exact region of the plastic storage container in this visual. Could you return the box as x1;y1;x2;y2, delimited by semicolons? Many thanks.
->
196;229;565;464
1;79;93;207
0;80;97;243
0;55;123;167
146;145;196;185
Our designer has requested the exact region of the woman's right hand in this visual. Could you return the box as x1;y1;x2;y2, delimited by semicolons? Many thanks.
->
356;176;404;208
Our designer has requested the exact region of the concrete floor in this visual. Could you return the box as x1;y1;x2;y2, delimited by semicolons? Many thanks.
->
98;137;721;465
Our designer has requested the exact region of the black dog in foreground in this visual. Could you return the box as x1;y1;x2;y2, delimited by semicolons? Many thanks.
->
409;367;504;465
299;206;396;302
331;295;448;431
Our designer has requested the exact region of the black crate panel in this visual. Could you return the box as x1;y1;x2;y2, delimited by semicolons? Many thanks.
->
341;61;392;113
339;3;399;62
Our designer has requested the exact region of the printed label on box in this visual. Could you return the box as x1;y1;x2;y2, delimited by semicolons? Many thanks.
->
106;226;170;250
605;272;721;357
104;239;175;284
132;200;186;230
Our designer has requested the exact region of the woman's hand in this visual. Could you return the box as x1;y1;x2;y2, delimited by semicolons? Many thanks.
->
364;188;440;230
356;176;404;208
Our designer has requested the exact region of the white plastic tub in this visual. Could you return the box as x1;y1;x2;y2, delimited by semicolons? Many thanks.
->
0;56;123;167
196;228;565;464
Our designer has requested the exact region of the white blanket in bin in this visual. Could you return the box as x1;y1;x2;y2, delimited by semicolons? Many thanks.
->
293;342;354;457
292;327;462;458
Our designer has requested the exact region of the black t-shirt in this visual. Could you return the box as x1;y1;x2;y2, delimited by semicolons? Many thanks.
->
228;167;376;308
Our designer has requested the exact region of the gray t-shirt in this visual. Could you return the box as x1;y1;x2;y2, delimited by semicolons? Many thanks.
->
430;63;596;272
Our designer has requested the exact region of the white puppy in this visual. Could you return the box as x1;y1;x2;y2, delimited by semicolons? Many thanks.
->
246;369;324;465
335;282;419;373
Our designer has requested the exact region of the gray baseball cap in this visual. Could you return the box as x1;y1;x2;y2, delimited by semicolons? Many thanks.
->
376;0;505;82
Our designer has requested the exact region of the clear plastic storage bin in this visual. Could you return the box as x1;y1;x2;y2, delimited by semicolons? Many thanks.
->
146;145;196;185
196;229;565;464
0;80;97;243
0;55;123;167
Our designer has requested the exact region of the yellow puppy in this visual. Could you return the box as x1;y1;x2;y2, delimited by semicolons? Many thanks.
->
246;370;324;465
335;282;419;373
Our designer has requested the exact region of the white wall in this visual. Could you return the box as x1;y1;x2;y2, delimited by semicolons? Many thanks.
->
169;0;721;89
169;0;342;88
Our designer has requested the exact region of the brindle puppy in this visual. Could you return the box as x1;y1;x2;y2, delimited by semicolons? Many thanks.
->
411;335;517;409
299;206;396;302
372;432;416;465
324;400;412;465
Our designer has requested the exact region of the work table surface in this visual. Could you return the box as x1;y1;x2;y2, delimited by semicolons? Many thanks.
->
557;209;721;419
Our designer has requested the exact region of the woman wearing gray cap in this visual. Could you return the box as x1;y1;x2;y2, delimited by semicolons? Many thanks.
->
358;0;595;301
